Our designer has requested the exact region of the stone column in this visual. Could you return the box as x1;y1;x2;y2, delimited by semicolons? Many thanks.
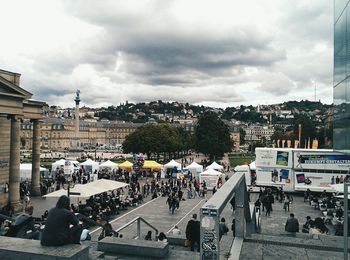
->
8;115;20;209
31;119;41;196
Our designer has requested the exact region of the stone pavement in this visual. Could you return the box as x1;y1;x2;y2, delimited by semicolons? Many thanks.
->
239;193;347;260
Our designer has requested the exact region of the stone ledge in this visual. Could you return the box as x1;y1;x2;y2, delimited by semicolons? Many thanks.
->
0;236;89;260
245;233;350;253
98;237;169;258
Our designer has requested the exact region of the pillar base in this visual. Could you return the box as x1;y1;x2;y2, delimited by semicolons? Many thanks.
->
11;201;22;213
31;186;41;197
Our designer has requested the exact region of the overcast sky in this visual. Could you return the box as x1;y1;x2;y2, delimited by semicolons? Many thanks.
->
0;0;333;108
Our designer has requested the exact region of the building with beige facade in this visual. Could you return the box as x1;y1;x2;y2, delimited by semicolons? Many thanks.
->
0;69;45;207
21;118;142;151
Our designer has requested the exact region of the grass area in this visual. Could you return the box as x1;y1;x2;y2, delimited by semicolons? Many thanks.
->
228;153;255;168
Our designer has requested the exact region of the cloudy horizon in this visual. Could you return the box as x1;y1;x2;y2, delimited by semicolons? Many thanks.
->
0;0;333;109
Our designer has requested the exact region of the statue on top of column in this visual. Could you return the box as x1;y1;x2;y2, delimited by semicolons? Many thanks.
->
75;89;81;104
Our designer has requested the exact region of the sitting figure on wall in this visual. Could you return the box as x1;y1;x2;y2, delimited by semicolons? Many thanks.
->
41;195;82;246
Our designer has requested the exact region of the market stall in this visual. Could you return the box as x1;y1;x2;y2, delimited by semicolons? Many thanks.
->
200;168;225;190
80;159;99;174
206;162;224;171
99;160;118;170
119;161;133;170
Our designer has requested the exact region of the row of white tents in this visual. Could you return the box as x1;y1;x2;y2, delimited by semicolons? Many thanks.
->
52;158;225;173
51;158;225;190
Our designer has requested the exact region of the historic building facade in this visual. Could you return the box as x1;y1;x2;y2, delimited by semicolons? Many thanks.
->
20;119;142;150
0;69;45;206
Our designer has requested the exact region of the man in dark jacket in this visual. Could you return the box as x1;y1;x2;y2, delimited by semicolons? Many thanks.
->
6;205;40;240
186;214;200;252
285;213;299;234
41;195;82;246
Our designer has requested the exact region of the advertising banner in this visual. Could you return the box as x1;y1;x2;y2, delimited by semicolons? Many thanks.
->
294;152;350;170
255;149;292;168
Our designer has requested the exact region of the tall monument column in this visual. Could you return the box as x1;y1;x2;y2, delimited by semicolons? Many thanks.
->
8;115;21;209
75;90;81;148
31;119;41;196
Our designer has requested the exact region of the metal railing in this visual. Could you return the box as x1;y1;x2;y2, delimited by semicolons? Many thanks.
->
114;216;159;240
200;172;256;260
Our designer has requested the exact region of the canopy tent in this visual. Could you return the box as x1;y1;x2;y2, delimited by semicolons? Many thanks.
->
99;160;118;170
164;159;182;170
20;164;48;181
119;161;133;169
85;179;128;192
142;160;162;169
44;184;102;198
206;162;224;171
80;159;99;174
51;159;66;170
200;169;225;190
185;162;203;172
51;159;80;175
249;161;256;171
44;179;128;198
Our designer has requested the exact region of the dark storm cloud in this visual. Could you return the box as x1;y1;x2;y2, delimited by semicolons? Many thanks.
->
59;0;286;87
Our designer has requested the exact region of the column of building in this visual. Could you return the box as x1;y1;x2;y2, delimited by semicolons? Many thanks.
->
31;119;41;196
8;115;20;209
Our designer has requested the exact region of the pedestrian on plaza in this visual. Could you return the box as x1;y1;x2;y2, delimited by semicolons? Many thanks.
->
145;230;152;240
172;225;181;235
157;232;167;243
219;217;229;240
6;205;40;240
302;216;314;233
166;196;172;212
285;213;299;235
41;195;82;246
283;194;290;212
185;214;200;252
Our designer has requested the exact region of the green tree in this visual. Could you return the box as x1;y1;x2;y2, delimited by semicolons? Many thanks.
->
239;127;246;145
194;111;233;161
122;124;193;160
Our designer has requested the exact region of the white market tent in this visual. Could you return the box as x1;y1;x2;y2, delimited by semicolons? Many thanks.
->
51;159;66;170
206;162;224;171
99;160;118;170
185;162;203;172
80;159;99;174
164;159;182;170
20;164;48;181
85;179;128;191
200;169;225;190
51;159;80;175
44;179;128;198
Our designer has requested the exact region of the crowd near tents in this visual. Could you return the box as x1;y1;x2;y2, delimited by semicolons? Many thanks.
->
46;158;226;193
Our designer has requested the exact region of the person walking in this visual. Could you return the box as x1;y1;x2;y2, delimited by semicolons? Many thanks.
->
186;214;200;252
219;217;229;240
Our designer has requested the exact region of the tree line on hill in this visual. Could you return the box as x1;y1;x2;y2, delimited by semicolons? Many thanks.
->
122;111;233;162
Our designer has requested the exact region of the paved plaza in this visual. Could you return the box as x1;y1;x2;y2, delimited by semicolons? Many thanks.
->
29;174;350;259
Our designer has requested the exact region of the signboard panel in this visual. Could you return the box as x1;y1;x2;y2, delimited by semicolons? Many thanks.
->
294;152;350;170
255;148;292;168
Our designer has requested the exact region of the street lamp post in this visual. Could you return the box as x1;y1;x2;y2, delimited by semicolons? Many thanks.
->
63;176;80;197
344;181;349;260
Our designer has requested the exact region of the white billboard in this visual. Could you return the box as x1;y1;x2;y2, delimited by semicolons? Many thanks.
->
255;148;292;168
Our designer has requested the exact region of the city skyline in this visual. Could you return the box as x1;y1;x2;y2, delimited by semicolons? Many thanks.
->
0;0;333;108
